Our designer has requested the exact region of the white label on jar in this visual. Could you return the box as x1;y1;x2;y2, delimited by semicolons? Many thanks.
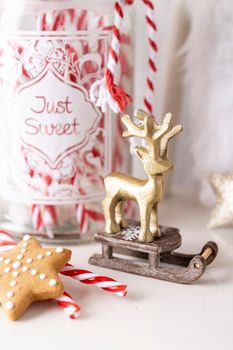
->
0;33;112;204
13;65;100;167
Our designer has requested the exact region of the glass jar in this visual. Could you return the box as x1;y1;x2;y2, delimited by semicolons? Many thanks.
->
0;0;133;242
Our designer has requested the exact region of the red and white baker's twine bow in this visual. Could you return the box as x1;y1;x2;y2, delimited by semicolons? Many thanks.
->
90;0;157;115
0;230;128;319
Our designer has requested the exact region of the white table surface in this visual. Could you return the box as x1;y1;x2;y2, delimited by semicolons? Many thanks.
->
1;194;232;350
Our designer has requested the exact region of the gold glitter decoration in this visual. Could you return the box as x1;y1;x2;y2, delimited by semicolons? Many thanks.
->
208;172;233;228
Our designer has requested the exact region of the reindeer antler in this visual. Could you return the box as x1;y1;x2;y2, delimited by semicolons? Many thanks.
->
121;114;150;139
160;124;182;157
121;110;182;157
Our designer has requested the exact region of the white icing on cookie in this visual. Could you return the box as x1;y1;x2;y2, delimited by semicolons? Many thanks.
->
6;291;14;298
23;235;31;241
4;259;11;265
46;251;52;256
17;254;24;260
0;257;4;262
10;280;17;287
12;271;19;278
55;247;64;253
49;279;57;286
26;258;33;264
13;261;21;269
21;248;26;254
5;301;14;310
22;266;29;272
22;242;28;248
31;269;38;276
39;274;46;280
37;254;43;260
4;267;11;273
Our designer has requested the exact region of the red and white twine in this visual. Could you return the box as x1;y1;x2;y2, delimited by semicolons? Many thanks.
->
143;0;157;115
90;0;133;113
91;0;157;116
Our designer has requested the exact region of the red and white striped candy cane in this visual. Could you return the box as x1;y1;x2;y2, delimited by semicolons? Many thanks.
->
31;205;43;231
31;204;57;238
0;230;17;251
54;291;81;319
61;264;128;297
76;203;90;234
76;203;105;234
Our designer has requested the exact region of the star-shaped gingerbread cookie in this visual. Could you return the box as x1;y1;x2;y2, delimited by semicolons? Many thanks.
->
208;172;233;228
0;235;71;320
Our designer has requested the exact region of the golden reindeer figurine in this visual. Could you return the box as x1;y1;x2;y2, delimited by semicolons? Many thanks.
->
102;109;182;243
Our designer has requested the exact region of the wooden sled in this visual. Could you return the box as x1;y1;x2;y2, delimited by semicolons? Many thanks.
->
89;222;218;284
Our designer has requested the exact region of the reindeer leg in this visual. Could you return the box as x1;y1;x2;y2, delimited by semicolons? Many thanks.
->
115;201;128;229
138;202;154;243
102;196;121;234
150;205;161;238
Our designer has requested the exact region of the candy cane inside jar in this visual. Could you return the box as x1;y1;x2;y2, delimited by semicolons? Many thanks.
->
0;0;135;242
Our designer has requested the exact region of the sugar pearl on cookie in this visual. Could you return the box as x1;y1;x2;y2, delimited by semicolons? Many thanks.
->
22;242;28;248
17;254;24;260
23;235;31;241
46;251;52;256
10;280;17;287
0;257;4;262
4;267;11;273
31;269;38;276
6;291;14;298
13;261;21;269
37;254;43;260
5;301;15;310
22;266;29;272
26;258;33;264
49;279;57;286
4;259;11;265
39;274;46;280
55;247;64;253
21;248;26;254
12;271;19;278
